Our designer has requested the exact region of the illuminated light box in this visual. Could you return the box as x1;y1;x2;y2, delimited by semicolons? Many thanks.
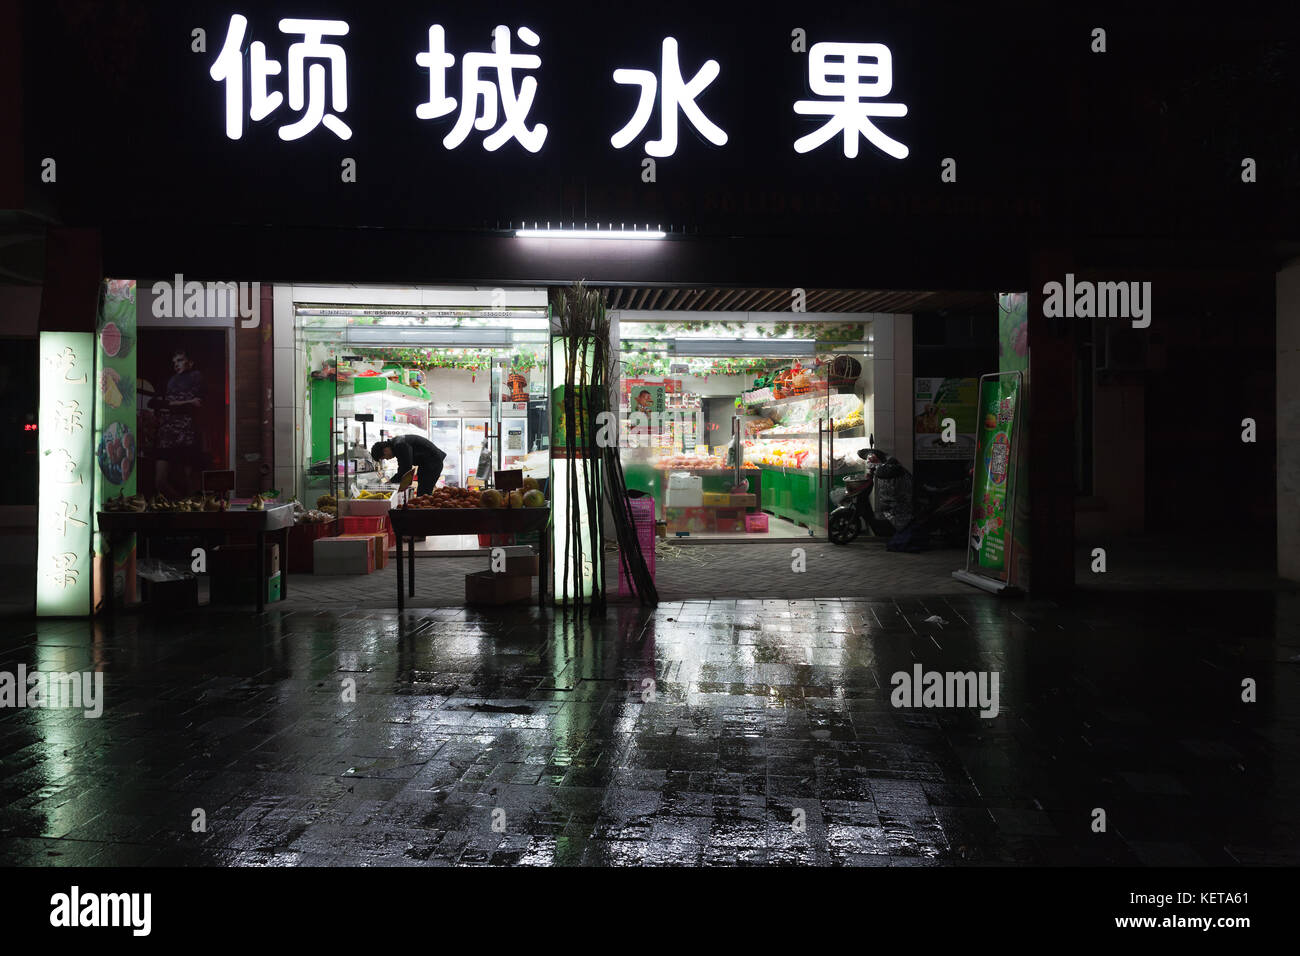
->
37;332;96;616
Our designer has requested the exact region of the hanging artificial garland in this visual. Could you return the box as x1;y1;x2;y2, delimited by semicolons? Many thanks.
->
340;346;545;374
619;352;778;377
621;320;866;343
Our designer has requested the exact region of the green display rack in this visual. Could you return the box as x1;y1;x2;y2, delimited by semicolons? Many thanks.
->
758;465;847;529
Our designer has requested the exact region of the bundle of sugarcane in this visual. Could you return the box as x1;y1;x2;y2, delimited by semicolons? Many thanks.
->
550;281;657;611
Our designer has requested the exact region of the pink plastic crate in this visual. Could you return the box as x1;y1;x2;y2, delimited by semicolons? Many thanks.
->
744;512;769;533
618;496;657;597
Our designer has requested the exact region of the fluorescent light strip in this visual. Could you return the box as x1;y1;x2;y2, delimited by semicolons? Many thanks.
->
514;229;666;240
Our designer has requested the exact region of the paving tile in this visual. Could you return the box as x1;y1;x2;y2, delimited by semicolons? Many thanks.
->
0;586;1295;867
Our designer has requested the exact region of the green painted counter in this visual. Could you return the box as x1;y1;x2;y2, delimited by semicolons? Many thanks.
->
757;466;848;530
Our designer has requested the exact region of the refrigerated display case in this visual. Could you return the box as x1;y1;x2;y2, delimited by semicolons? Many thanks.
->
500;416;528;468
462;420;489;487
428;418;462;487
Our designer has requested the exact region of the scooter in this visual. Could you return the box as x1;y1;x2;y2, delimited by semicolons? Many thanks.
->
887;468;972;551
828;447;897;544
915;469;973;547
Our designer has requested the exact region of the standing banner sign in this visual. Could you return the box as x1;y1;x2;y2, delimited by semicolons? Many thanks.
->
953;370;1023;592
37;333;96;616
95;280;139;611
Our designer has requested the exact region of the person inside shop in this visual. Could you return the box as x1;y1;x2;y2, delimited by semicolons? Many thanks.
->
370;434;447;495
156;350;205;498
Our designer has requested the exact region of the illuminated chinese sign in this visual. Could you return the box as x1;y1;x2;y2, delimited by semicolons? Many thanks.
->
207;15;907;160
38;333;95;616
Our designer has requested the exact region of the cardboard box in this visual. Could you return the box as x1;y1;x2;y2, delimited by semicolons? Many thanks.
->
729;493;758;508
714;508;745;533
488;544;538;577
665;506;711;534
701;492;730;507
339;496;392;516
665;473;703;508
366;532;388;569
337;532;384;570
314;536;373;574
466;569;532;605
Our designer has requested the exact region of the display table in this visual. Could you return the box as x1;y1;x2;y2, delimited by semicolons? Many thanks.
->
96;504;295;616
387;506;551;610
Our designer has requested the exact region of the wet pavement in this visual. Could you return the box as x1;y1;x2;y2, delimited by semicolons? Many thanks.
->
1;590;1297;866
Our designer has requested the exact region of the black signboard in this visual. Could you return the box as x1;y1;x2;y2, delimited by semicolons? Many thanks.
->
20;1;1298;246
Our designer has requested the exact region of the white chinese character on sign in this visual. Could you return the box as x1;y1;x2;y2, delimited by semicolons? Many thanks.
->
45;347;87;384
210;14;352;141
793;42;908;159
47;552;79;590
416;24;547;153
48;448;83;486
611;37;727;156
51;500;88;537
54;399;84;436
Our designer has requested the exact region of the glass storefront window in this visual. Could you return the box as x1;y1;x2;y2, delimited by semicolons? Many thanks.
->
295;304;550;506
617;319;873;540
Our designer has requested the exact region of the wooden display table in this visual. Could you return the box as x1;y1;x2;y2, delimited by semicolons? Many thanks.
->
387;506;551;610
96;504;294;616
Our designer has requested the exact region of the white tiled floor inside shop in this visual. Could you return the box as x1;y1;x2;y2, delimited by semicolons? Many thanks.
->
398;512;814;554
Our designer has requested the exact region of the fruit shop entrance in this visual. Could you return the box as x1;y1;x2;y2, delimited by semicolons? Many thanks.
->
613;302;877;543
296;290;551;554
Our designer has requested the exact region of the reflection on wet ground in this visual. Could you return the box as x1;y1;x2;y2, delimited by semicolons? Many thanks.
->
1;591;1297;866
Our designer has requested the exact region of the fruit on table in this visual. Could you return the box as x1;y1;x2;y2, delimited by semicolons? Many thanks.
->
480;489;504;509
522;489;545;508
316;494;337;509
248;494;265;511
522;476;539;492
405;486;488;509
507;490;524;509
657;454;725;470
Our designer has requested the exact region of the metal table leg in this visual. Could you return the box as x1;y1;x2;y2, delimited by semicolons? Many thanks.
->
278;526;289;599
103;531;115;621
396;533;405;611
538;528;548;609
408;534;415;598
256;529;266;613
